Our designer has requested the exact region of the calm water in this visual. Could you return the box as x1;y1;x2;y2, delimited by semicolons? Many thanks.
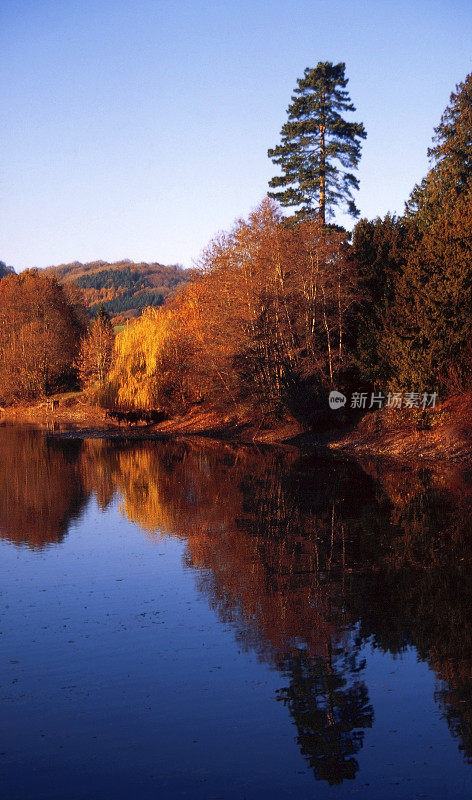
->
1;427;472;799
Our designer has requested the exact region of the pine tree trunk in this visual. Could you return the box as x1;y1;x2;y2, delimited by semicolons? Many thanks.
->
319;91;326;224
319;123;326;225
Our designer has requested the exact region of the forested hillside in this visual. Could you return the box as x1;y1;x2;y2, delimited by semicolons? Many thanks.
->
44;260;193;323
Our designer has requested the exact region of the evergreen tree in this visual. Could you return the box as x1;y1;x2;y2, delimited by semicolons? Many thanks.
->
0;261;14;280
385;73;472;392
405;72;472;228
427;73;472;198
383;189;472;392
268;62;366;223
96;303;113;328
350;215;410;383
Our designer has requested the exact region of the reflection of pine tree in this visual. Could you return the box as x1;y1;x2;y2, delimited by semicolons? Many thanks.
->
435;680;472;764
72;438;472;773
277;638;373;784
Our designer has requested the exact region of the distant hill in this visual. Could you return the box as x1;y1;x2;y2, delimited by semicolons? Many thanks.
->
44;259;194;323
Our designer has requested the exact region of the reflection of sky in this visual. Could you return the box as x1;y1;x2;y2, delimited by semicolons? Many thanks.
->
356;644;471;799
1;495;472;799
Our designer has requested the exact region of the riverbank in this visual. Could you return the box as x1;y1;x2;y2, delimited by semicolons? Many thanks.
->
0;394;111;429
0;397;304;442
1;393;471;462
328;393;472;462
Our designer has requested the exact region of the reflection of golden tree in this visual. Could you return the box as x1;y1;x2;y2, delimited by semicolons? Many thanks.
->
97;441;472;772
87;438;375;784
0;428;87;548
111;442;248;538
79;439;117;510
8;432;469;776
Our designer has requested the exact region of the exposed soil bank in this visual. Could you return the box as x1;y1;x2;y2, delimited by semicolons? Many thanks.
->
326;393;472;463
1;393;471;462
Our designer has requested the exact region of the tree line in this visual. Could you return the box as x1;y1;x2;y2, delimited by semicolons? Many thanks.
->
103;67;472;420
0;269;114;404
0;65;471;419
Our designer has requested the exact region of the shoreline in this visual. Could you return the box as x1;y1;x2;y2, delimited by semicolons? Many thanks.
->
1;395;471;464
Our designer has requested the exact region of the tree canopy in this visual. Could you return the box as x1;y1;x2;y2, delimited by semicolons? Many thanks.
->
383;73;472;391
0;270;85;402
105;198;358;419
268;62;366;222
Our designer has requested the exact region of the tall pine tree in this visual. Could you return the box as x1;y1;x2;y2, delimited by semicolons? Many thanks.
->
406;72;472;228
268;62;366;223
384;73;472;393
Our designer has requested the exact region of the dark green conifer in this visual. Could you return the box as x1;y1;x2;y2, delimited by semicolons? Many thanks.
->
268;62;366;223
385;73;472;392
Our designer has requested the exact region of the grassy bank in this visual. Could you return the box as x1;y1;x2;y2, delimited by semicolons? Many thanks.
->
0;393;109;429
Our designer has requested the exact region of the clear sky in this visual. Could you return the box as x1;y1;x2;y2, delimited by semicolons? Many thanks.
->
1;0;471;270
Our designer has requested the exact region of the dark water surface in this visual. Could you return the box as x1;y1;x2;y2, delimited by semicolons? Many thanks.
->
1;426;472;799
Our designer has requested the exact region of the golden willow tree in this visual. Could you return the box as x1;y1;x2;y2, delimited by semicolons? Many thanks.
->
105;303;196;412
105;199;358;421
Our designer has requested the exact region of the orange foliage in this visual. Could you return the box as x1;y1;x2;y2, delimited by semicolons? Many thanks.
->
105;199;357;419
0;270;84;402
77;311;115;395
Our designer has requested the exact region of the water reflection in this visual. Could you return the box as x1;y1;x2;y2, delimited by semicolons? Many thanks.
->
277;643;373;784
0;427;87;547
1;426;472;782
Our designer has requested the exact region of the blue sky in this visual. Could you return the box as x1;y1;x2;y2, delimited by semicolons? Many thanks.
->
1;0;471;270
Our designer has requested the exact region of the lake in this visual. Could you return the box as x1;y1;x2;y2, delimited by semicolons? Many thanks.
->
1;426;472;799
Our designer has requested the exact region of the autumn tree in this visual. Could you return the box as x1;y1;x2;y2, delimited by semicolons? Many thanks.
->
181;198;357;413
106;303;197;413
104;198;359;422
0;270;85;403
77;306;115;395
268;62;366;222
